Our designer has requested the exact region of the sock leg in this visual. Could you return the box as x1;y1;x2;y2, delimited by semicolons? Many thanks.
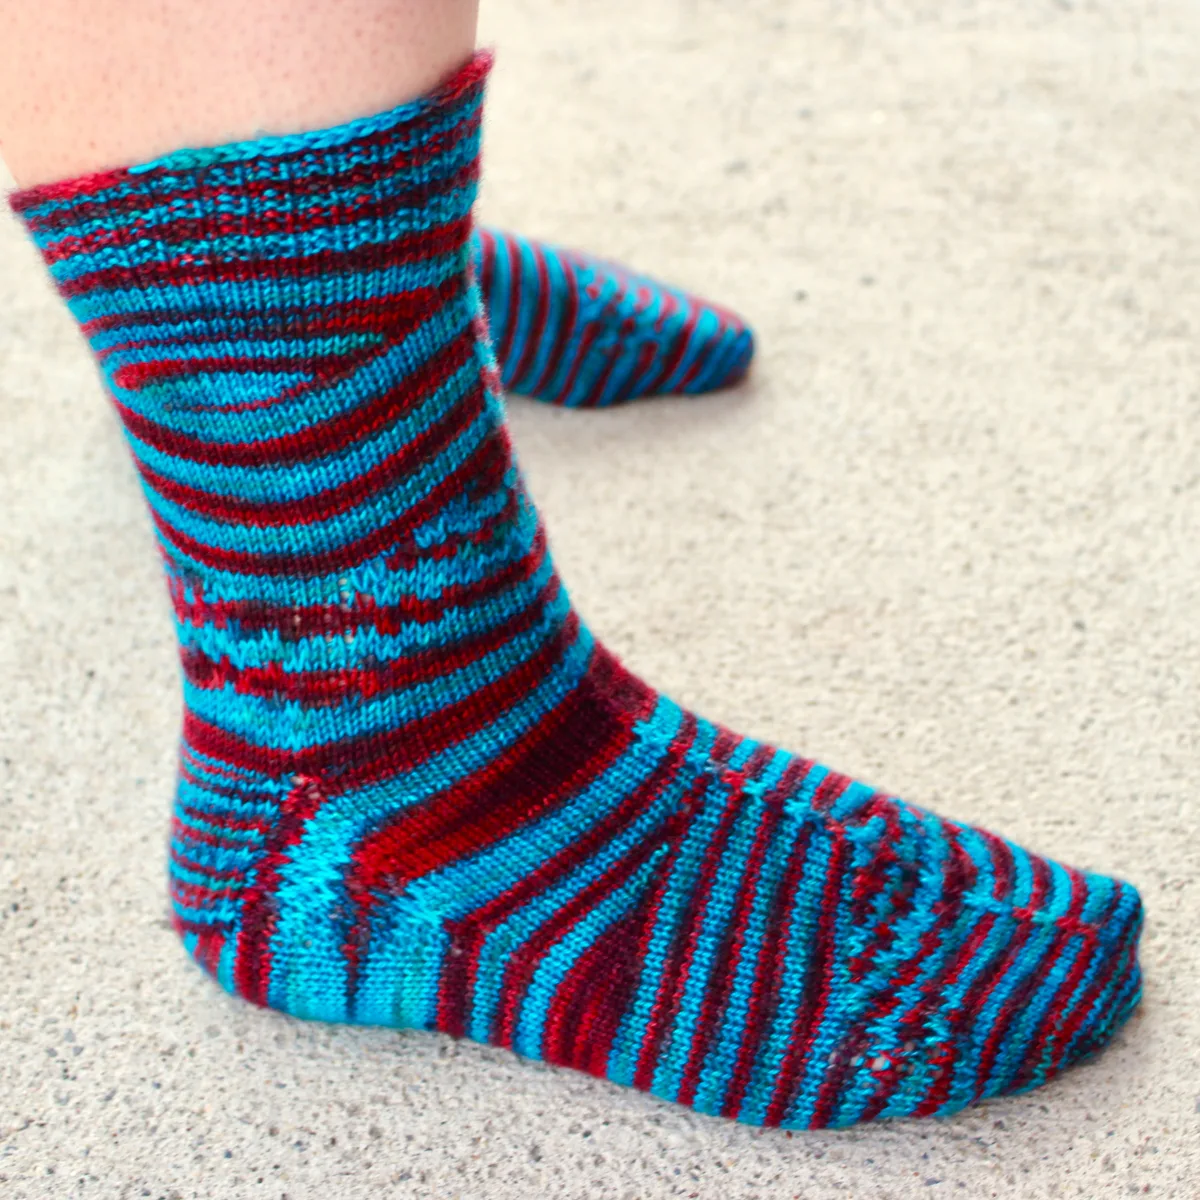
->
471;226;755;407
12;54;1142;1132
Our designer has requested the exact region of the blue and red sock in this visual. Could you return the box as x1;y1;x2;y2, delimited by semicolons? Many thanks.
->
12;52;1142;1130
472;226;753;406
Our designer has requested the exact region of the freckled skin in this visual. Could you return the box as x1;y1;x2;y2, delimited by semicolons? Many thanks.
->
0;0;480;185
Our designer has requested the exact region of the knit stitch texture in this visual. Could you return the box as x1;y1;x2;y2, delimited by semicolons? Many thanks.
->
472;226;753;406
12;52;1143;1130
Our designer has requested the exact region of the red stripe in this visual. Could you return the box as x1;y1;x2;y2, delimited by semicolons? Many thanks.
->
233;776;327;1006
182;576;561;706
638;305;701;396
169;847;244;885
55;216;473;300
675;800;781;1107
173;913;231;940
111;345;377;393
354;656;633;902
548;323;601;406
181;609;585;786
475;226;497;294
970;852;1056;1093
170;522;546;640
173;821;264;860
176;741;266;783
809;768;854;813
527;247;582;398
444;714;697;1038
625;342;660;400
581;344;622;409
835;828;975;1123
506;240;552;390
176;802;273;837
176;925;227;978
150;422;511;575
1047;899;1139;1072
1002;868;1097;1094
170;878;243;909
739;742;778;781
630;780;746;1093
138;370;484;527
542;910;646;1075
196;930;226;977
41;162;480;270
706;727;740;770
1029;883;1131;1078
719;813;814;1120
492;829;670;1051
116;324;474;468
83;281;462;342
493;232;524;377
762;830;849;1127
674;321;723;393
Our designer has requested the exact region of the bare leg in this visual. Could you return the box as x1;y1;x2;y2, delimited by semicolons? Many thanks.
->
0;0;478;186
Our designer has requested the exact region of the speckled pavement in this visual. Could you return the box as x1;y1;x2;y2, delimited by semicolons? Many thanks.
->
1;2;1198;1196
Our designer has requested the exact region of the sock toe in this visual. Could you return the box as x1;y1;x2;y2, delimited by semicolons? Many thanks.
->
964;861;1144;1109
790;799;1146;1129
680;324;755;394
1051;879;1144;1070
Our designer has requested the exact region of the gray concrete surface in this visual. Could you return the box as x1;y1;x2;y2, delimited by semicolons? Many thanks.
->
2;1;1198;1196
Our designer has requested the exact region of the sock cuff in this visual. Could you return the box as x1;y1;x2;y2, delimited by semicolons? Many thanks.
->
10;50;493;298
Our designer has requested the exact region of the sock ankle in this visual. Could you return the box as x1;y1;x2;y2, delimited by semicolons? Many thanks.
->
12;51;1143;1130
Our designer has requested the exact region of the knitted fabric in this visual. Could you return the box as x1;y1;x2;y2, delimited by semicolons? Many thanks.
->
12;52;1143;1130
471;226;754;406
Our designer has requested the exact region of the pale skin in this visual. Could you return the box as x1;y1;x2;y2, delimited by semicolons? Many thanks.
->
0;0;480;187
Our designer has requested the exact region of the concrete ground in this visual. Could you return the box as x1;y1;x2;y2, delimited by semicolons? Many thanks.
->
1;1;1198;1196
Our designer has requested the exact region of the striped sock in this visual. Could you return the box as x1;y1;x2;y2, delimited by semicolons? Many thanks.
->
471;227;754;407
13;52;1143;1130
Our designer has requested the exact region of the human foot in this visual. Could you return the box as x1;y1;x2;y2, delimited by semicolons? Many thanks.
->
12;52;1142;1131
472;226;754;406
